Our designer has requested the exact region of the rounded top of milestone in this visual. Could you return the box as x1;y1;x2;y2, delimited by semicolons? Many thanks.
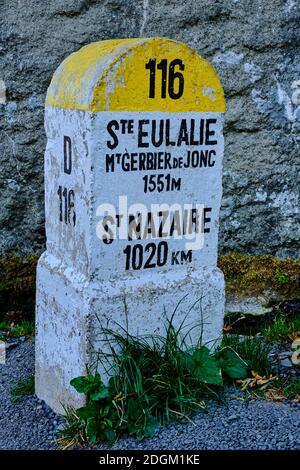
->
46;37;225;113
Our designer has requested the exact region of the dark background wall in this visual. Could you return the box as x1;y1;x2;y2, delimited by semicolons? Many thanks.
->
0;0;299;259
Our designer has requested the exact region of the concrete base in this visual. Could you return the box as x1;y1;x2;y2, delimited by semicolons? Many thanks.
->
35;252;225;414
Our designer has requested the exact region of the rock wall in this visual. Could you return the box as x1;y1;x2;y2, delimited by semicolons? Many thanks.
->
0;0;299;258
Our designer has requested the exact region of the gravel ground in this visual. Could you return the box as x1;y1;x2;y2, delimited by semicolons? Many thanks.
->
0;338;62;450
0;337;299;450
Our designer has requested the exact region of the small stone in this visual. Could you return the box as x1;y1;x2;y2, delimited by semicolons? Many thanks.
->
36;405;42;410
227;414;238;422
280;358;293;367
56;423;65;432
5;342;18;350
278;352;293;358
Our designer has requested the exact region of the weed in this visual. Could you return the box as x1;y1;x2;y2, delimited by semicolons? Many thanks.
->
0;319;34;341
221;334;272;377
275;272;289;285
56;407;86;450
262;316;300;343
58;316;248;447
12;320;35;337
11;376;34;402
284;379;300;399
264;378;300;402
0;319;9;331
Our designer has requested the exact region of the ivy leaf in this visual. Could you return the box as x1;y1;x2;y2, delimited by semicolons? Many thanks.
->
191;347;223;385
217;349;248;379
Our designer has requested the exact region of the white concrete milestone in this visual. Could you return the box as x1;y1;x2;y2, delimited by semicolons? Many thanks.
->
35;38;226;413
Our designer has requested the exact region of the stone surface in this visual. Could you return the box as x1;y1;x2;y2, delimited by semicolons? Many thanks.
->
280;358;293;367
35;38;226;413
278;351;293;357
225;295;273;316
0;0;299;259
0;341;5;364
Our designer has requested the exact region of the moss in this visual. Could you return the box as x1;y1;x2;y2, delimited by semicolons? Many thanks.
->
0;255;38;316
0;252;299;317
262;316;300;343
218;253;300;299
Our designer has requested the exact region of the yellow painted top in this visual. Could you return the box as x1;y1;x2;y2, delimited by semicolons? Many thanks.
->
46;38;225;112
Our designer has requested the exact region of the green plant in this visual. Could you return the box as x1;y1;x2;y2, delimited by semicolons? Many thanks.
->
274;272;289;284
263;378;300;401
12;320;35;337
0;319;9;330
283;379;300;399
59;317;248;447
0;319;13;340
0;319;35;341
11;376;34;402
221;335;271;377
56;406;86;449
262;316;300;343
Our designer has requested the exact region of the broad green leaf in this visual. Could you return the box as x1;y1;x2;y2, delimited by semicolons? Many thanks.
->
86;417;98;444
191;347;223;385
127;422;140;435
90;386;109;401
144;414;158;438
70;376;91;393
76;402;99;420
102;405;112;417
104;428;117;447
127;398;143;422
70;373;102;394
178;351;194;370
217;349;248;379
